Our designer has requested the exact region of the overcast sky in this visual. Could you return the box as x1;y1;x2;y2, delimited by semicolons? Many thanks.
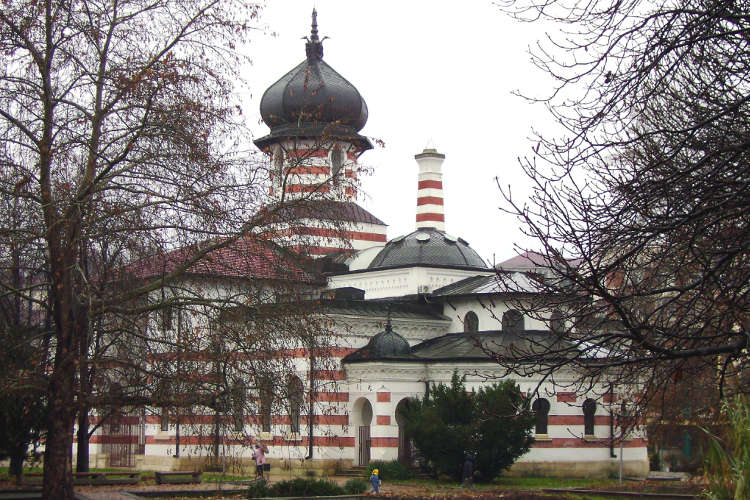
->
242;1;556;264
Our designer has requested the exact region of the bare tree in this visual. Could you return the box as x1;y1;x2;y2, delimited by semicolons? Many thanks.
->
0;1;372;498
491;0;749;417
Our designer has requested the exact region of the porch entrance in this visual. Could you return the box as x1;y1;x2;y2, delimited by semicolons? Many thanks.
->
352;397;373;466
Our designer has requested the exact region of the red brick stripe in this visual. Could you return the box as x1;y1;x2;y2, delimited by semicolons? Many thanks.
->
548;415;611;425
292;227;387;242
556;392;577;402
533;438;646;448
417;196;444;206
376;392;391;402
313;392;349;402
416;213;445;222
418;180;443;190
370;437;399;448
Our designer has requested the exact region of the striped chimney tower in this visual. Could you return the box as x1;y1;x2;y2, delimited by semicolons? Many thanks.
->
414;148;446;231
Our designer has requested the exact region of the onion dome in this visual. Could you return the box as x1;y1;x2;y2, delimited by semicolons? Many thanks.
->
367;227;490;271
254;10;372;152
343;314;412;361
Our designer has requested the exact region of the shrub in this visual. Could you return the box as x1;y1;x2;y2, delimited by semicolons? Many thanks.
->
344;478;368;494
402;371;534;482
366;460;413;480
269;477;344;497
246;478;270;498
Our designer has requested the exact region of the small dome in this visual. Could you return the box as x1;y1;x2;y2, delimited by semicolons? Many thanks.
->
254;10;371;151
368;327;411;357
344;319;412;361
367;228;490;271
343;320;411;362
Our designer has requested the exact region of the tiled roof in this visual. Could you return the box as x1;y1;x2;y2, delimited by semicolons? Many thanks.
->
125;236;320;283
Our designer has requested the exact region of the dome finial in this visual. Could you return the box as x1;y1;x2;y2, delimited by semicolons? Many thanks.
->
311;8;319;42
306;8;324;60
386;304;393;332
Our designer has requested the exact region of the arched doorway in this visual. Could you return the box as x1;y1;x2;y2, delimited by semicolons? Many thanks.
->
352;397;373;465
395;398;414;465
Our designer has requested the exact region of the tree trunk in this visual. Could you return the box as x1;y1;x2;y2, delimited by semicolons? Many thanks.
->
43;362;76;499
76;408;90;472
9;447;24;483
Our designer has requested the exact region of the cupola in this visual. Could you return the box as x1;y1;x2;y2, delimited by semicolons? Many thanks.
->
254;10;372;152
342;315;412;361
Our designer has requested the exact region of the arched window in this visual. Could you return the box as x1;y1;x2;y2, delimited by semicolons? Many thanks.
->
330;145;345;177
550;310;564;334
153;381;170;432
273;147;285;182
287;376;304;434
583;399;597;436
257;376;274;433
532;398;550;435
231;382;246;432
502;309;524;333
463;311;479;333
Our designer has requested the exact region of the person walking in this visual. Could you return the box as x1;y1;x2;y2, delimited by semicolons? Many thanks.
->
254;443;267;479
369;468;381;494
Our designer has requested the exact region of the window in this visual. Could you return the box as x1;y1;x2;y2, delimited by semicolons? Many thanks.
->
532;398;550;435
502;309;524;333
160;407;169;432
258;376;274;433
330;145;345;177
287;376;304;434
273;147;285;181
550;310;564;334
232;383;246;432
159;305;172;330
154;380;170;431
463;311;479;333
583;399;596;436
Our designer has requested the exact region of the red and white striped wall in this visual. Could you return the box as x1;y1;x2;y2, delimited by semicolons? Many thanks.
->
268;139;360;202
260;138;388;256
414;148;446;231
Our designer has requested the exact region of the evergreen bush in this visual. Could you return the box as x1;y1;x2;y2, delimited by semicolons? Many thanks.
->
269;477;345;497
401;371;534;482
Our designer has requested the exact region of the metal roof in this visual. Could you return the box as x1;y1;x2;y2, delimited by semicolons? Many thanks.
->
343;329;581;364
367;228;490;271
269;200;386;226
254;12;371;151
431;272;544;297
324;300;450;321
342;321;412;362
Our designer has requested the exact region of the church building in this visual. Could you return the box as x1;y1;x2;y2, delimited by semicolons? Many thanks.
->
90;11;648;478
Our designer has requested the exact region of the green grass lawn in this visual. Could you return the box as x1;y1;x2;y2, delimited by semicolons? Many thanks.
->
388;475;618;490
492;476;619;489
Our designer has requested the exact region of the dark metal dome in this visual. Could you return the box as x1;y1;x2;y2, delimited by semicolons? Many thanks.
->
254;10;371;151
367;228;490;271
343;318;412;361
